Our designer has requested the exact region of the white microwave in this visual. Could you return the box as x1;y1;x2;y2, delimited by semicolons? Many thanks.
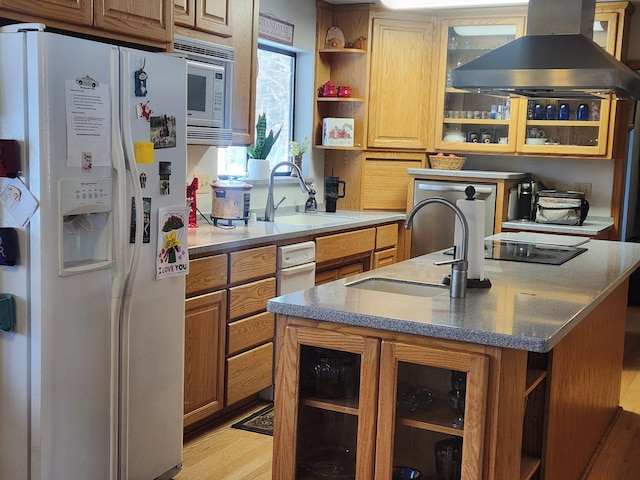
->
174;35;234;146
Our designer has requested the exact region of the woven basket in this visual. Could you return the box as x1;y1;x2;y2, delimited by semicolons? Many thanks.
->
429;155;466;170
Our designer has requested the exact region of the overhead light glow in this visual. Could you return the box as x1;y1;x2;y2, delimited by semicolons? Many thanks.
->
381;0;528;8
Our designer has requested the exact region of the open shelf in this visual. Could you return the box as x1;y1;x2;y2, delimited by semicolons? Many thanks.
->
319;48;367;54
302;396;360;416
317;97;365;103
520;454;541;480
396;398;464;437
525;368;547;398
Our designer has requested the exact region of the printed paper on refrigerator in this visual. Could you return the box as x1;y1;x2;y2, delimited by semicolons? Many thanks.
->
65;78;111;169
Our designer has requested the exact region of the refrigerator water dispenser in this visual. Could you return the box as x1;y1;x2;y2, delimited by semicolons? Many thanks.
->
58;177;113;276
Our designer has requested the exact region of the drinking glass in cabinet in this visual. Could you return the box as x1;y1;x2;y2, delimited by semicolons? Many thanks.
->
438;21;521;150
297;346;361;478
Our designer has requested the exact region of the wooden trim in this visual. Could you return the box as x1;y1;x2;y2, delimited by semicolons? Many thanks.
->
542;280;628;479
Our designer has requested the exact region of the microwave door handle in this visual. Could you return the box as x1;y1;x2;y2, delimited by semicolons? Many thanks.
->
418;184;493;195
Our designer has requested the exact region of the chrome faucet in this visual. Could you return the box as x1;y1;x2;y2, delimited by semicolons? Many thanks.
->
264;161;313;222
404;198;469;298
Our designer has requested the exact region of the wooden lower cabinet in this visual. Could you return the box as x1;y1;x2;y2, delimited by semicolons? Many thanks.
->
227;342;273;405
372;247;397;269
316;260;367;286
273;319;489;479
184;290;226;428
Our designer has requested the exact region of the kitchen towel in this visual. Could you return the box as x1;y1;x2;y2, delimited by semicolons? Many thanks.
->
455;197;485;281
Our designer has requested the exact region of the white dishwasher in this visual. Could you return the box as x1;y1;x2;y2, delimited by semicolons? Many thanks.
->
262;241;316;401
276;241;316;295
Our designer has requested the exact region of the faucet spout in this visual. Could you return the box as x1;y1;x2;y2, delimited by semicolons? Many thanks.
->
264;161;312;222
404;198;469;298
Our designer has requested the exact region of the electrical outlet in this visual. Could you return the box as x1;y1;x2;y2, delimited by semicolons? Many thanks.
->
195;173;211;193
574;182;592;198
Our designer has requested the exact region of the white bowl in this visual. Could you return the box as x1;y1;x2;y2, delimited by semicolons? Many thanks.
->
525;137;547;145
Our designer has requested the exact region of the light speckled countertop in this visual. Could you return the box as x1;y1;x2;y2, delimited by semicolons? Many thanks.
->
267;239;640;353
502;216;613;236
408;168;528;180
187;209;406;256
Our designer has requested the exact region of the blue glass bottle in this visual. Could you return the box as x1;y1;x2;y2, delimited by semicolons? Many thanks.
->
533;103;545;120
577;103;590;121
546;104;557;120
559;103;570;120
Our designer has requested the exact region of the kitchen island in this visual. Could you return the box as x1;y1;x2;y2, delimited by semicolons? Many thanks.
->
268;239;640;479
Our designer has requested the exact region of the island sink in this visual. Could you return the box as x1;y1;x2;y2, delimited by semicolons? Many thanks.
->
345;277;448;297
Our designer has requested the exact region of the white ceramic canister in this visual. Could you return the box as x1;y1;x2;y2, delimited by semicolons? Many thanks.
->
210;179;253;223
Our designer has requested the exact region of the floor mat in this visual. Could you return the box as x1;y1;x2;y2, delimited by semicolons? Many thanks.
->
231;404;274;436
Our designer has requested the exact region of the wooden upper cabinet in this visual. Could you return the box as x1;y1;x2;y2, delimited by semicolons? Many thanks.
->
174;0;195;28
175;0;257;146
95;0;172;44
228;0;257;146
367;14;436;150
197;0;232;37
0;0;91;25
175;0;232;38
0;0;172;47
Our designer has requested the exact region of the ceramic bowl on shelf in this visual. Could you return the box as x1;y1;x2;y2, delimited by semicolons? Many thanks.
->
525;137;547;145
443;132;466;143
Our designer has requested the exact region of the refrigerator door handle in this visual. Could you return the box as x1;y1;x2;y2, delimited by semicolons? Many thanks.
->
109;45;125;480
117;49;144;480
120;49;143;297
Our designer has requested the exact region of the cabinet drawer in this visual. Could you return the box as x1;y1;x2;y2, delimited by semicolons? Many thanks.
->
228;312;274;356
315;260;366;286
376;224;399;250
226;342;273;405
186;254;228;297
315;228;376;264
228;277;276;321
373;247;397;269
229;245;276;284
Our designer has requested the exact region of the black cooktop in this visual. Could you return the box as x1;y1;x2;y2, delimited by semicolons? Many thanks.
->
444;241;587;265
484;240;587;265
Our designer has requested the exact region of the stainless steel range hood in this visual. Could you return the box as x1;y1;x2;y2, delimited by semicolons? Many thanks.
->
451;0;640;99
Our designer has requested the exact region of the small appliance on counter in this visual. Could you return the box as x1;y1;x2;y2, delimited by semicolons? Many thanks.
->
325;175;346;213
535;190;589;226
210;178;252;226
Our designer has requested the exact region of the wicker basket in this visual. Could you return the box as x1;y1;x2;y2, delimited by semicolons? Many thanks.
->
429;154;466;170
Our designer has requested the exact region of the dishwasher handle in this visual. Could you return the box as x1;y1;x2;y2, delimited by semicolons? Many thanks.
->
279;262;316;276
418;184;494;195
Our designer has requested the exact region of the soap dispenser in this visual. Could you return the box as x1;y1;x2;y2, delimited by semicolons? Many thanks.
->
455;186;491;288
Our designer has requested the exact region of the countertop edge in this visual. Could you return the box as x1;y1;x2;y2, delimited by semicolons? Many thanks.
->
187;211;406;256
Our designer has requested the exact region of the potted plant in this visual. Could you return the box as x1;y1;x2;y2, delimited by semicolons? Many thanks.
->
246;113;281;179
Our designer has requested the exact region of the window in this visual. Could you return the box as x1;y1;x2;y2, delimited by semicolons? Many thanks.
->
218;44;296;176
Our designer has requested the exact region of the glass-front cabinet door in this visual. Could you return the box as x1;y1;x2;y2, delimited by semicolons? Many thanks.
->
375;341;489;480
435;17;526;153
515;12;620;157
273;325;380;479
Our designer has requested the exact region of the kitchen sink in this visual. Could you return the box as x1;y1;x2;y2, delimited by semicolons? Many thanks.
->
263;213;358;226
345;277;449;298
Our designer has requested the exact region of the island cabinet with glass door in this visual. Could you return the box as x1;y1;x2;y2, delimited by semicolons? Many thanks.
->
273;317;542;480
435;12;526;154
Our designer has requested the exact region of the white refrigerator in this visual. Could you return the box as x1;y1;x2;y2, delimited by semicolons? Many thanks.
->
0;27;188;480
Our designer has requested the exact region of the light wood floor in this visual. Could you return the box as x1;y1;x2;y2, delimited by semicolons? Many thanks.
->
175;306;640;480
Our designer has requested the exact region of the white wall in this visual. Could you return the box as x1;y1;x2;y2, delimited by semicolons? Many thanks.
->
187;0;320;218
